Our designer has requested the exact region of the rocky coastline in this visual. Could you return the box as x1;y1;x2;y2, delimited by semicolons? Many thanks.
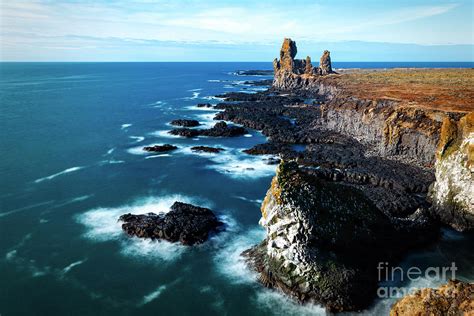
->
122;37;472;312
214;39;472;311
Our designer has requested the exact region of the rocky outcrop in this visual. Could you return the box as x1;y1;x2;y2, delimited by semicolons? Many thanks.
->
430;113;474;231
390;280;474;315
143;144;178;152
244;161;436;312
273;38;335;90
170;119;200;127
190;146;225;153
169;121;247;138
119;202;223;245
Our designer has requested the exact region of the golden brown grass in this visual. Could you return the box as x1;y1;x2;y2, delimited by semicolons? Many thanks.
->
325;69;474;113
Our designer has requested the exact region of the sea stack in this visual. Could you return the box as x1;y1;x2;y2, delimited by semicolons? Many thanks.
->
273;38;335;89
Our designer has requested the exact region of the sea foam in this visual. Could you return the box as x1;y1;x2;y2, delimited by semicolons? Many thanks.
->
34;166;85;183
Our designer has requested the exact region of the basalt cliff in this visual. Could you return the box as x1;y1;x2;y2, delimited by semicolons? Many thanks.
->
220;38;473;312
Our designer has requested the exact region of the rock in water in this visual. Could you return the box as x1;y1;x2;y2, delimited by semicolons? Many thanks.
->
119;202;223;245
190;146;225;153
170;119;200;127
143;144;178;152
390;280;474;315
169;121;247;138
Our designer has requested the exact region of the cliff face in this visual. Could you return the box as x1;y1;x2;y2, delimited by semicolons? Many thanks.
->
430;113;474;231
244;161;435;312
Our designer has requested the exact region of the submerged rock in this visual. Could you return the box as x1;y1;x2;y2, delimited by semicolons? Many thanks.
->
170;119;200;127
390;279;474;315
197;103;213;108
190;146;225;153
143;144;178;152
119;202;223;245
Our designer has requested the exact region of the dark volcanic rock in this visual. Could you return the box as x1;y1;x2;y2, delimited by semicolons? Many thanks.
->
197;103;213;108
119;202;223;245
170;119;200;127
243;79;273;86
191;146;225;153
169;121;247;138
143;144;178;152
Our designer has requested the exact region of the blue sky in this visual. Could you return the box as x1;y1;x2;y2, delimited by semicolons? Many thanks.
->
0;0;473;61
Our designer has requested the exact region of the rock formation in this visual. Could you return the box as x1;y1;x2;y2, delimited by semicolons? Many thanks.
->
244;161;436;312
430;113;474;231
273;38;335;89
143;144;178;152
169;121;247;138
390;280;474;315
170;119;200;127
119;202;223;245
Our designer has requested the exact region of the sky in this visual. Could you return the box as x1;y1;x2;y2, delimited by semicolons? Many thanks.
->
0;0;473;61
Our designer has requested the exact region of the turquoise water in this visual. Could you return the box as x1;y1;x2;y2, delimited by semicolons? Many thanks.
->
1;62;473;316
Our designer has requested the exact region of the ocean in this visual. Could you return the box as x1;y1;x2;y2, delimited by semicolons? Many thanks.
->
1;62;473;316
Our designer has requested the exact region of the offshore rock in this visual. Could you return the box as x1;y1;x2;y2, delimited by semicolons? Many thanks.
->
244;161;437;312
430;113;474;231
190;146;225;153
169;121;247;138
390;279;474;315
143;144;178;152
119;202;223;245
170;119;200;127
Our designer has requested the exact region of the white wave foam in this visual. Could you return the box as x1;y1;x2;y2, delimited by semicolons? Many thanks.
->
34;166;85;183
207;151;277;179
202;95;225;101
145;154;171;159
187;88;202;92
148;130;181;139
214;226;264;284
76;195;209;262
140;285;167;305
129;136;145;143
254;288;326;316
244;134;253;137
62;259;86;274
207;79;221;82
104;148;115;156
233;196;263;205
121;123;132;130
100;159;125;165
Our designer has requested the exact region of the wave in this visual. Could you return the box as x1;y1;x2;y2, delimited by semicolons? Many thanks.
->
139;285;167;305
121;123;132;130
145;154;171;159
253;288;326;316
213;226;264;284
148;130;181;139
34;166;85;183
62;259;87;274
0;200;56;218
207;151;277;179
99;159;125;165
187;88;203;92
233;196;263;205
104;148;115;156
129;136;145;143
76;195;210;262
